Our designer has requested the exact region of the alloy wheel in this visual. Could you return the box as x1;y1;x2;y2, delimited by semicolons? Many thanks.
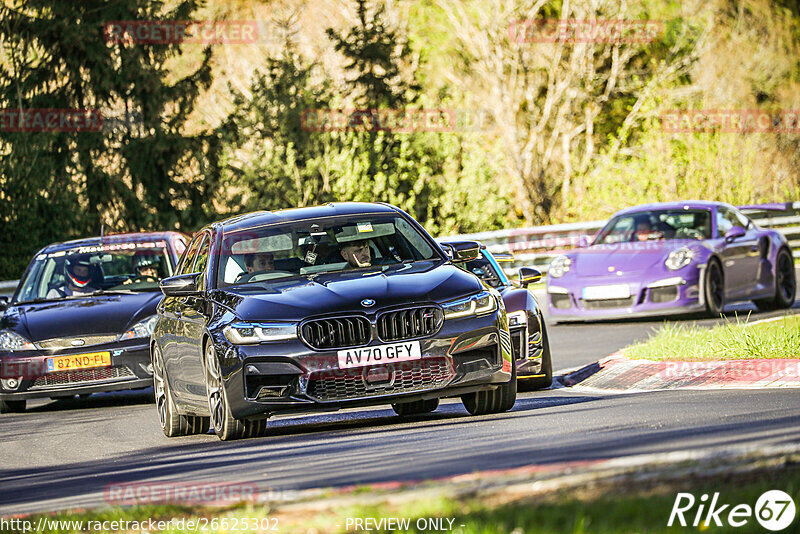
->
152;346;168;429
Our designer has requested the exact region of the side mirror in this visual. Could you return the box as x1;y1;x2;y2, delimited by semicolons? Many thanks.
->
440;241;481;263
578;235;591;248
724;226;746;242
518;267;542;288
0;296;9;312
160;273;202;297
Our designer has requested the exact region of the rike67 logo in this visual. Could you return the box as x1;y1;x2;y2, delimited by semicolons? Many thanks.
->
668;490;796;531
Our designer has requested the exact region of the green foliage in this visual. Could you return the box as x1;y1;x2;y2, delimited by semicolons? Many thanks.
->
0;0;218;279
218;0;515;237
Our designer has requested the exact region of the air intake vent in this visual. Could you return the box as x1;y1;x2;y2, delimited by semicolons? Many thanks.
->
301;316;371;350
377;306;443;342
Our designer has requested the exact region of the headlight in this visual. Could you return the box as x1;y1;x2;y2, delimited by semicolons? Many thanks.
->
118;315;158;341
0;330;35;352
665;247;693;270
548;255;572;278
223;322;298;344
507;310;527;327
442;291;498;319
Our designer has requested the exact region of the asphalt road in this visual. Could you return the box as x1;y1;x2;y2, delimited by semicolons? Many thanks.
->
1;296;798;515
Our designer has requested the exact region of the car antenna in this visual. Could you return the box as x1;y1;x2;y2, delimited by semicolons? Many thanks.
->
100;223;105;242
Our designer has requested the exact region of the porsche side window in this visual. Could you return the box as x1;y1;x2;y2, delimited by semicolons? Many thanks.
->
716;209;735;237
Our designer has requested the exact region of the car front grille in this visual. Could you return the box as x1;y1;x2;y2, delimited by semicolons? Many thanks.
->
306;358;454;401
377;306;442;342
31;366;136;389
550;294;572;309
580;297;636;310
300;316;372;350
36;334;118;350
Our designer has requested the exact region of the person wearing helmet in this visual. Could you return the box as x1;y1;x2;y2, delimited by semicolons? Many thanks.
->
124;256;160;284
47;255;98;297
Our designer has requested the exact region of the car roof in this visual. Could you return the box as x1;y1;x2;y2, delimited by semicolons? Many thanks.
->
41;231;185;253
614;200;729;217
215;202;401;233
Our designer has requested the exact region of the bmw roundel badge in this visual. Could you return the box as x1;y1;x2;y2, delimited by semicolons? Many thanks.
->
361;299;375;307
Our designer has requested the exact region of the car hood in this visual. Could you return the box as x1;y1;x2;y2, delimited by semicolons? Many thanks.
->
214;261;484;321
3;292;162;342
574;241;699;277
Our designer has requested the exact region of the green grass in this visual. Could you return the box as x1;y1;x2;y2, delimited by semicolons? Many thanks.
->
624;314;800;361
8;466;800;533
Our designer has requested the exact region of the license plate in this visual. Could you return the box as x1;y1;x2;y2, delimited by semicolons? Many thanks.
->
337;341;421;369
46;351;112;373
582;284;631;300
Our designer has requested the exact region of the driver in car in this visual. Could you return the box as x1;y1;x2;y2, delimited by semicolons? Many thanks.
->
124;257;160;284
340;240;372;268
47;256;98;297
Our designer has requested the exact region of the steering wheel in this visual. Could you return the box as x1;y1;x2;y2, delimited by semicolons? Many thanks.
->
130;275;158;284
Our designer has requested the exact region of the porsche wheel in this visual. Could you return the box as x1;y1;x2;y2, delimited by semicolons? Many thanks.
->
205;342;266;441
704;259;725;317
392;398;439;416
153;345;208;437
755;248;796;311
462;358;517;416
0;399;26;414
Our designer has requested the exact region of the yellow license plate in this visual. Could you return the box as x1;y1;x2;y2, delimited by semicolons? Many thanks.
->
46;351;112;373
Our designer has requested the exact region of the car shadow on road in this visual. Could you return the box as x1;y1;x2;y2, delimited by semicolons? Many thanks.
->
24;388;154;413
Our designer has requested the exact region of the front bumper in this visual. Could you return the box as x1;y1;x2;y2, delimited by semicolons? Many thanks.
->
212;311;513;420
0;340;153;400
547;272;705;322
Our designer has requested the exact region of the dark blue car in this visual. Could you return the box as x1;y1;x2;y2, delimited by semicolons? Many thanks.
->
0;232;187;413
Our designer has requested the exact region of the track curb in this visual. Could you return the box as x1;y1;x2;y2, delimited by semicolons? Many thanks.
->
558;353;800;392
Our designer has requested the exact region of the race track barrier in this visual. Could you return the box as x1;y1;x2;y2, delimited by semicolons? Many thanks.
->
439;201;800;275
1;202;798;294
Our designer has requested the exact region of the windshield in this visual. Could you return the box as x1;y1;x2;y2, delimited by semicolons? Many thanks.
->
462;254;505;288
594;209;712;244
15;240;173;303
219;214;440;288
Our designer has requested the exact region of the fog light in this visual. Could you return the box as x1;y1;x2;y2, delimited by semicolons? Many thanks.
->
2;377;22;390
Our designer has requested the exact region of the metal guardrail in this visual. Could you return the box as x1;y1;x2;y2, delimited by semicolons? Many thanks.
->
0;280;17;298
1;202;798;295
441;201;800;275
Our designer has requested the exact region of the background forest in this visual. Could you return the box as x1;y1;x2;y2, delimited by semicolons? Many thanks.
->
1;0;799;278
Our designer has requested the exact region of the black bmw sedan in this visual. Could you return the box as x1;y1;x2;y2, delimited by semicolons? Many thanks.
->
0;232;187;413
152;202;516;440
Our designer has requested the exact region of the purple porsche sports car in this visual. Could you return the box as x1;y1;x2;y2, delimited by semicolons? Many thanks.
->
546;201;796;321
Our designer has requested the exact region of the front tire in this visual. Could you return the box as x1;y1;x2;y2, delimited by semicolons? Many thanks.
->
0;399;26;414
153;345;209;437
205;342;266;441
704;259;725;317
392;398;439;416
462;358;517;416
755;247;796;311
